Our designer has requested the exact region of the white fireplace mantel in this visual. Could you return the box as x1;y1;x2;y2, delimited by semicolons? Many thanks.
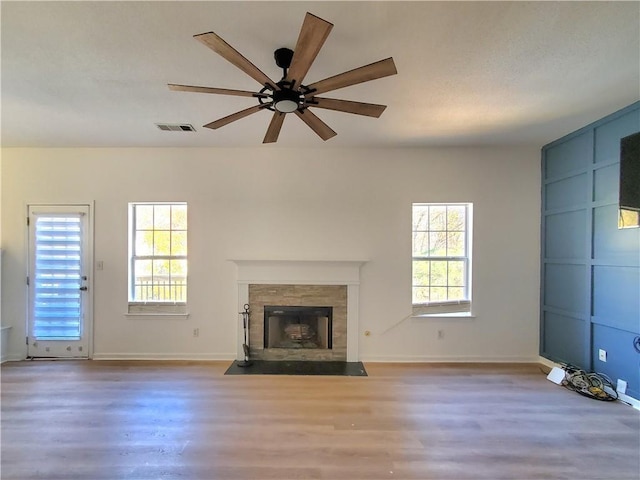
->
230;260;367;362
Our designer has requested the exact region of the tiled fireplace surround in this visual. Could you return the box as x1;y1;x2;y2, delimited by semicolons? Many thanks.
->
231;260;364;362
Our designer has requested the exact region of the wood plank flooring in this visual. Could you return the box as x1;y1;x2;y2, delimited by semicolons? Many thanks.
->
1;361;638;480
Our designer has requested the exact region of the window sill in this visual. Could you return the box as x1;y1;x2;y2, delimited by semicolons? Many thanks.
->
128;303;187;315
412;312;476;319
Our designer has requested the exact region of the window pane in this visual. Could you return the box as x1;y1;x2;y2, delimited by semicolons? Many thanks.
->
448;287;465;300
447;232;465;256
153;231;170;256
154;205;171;229
430;287;447;301
171;205;187;230
429;206;446;230
447;205;466;231
136;205;153;230
171;231;187;256
413;287;430;304
413;205;429;230
134;259;152;279
153;259;169;278
412;232;429;256
448;261;465;286
430;261;447;286
429;231;447;256
133;259;152;301
412;260;430;286
135;230;153;256
170;259;187;278
170;260;187;302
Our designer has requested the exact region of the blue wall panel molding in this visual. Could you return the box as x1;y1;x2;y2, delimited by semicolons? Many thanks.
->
543;312;588;367
545;210;588;259
541;102;640;401
545;174;588;211
591;324;640;400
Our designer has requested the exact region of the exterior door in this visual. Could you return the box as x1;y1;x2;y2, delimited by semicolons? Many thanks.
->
27;205;92;358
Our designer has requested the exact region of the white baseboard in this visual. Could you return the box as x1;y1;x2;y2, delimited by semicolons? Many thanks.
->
360;354;541;363
1;326;13;364
617;392;640;410
538;356;559;369
91;353;236;361
1;354;28;363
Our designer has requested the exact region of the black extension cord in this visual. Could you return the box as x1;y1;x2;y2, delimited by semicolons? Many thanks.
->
560;364;618;402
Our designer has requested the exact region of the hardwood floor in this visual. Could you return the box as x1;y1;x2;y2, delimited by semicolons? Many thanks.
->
1;361;638;480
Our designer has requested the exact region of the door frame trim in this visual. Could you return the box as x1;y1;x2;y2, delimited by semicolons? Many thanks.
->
26;202;95;359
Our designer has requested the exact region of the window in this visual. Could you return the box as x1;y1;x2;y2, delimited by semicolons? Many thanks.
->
412;203;472;315
128;203;187;313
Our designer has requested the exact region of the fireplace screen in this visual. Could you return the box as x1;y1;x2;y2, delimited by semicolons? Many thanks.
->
264;306;333;349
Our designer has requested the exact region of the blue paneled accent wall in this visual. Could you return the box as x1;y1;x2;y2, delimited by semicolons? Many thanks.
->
541;102;640;400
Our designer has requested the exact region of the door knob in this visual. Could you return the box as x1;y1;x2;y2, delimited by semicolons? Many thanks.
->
79;286;88;291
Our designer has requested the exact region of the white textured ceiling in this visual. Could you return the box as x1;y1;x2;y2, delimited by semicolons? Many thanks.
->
2;1;639;148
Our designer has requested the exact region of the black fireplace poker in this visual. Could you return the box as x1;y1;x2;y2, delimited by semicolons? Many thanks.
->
238;303;253;367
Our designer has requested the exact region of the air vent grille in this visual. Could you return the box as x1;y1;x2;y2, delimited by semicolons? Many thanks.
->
156;123;196;132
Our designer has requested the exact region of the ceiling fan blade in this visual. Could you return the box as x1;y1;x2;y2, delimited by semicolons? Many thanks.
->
305;58;397;96
194;32;279;90
294;109;337;141
203;104;268;130
263;112;286;143
311;97;387;118
285;13;333;87
168;84;268;98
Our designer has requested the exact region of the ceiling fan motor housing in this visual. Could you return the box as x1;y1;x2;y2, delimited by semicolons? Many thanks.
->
274;48;294;69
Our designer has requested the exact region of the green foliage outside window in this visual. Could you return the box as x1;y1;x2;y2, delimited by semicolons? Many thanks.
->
130;203;187;303
412;204;469;304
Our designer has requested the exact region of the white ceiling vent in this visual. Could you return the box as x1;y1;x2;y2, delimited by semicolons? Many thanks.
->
156;123;196;132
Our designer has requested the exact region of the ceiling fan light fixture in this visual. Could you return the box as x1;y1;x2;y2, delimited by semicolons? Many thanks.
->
274;99;299;113
272;88;301;113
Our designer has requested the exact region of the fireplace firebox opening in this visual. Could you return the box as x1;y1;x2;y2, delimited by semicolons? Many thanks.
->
264;306;333;350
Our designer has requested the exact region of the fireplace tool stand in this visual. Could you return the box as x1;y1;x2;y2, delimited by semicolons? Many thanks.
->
238;303;252;367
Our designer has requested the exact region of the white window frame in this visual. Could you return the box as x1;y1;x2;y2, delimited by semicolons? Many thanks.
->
412;203;473;316
127;202;188;315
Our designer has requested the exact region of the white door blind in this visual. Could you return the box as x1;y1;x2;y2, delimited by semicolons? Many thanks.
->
33;215;83;339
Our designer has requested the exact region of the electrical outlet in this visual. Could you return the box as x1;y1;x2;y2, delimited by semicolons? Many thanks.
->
598;349;607;362
193;328;199;338
617;379;627;394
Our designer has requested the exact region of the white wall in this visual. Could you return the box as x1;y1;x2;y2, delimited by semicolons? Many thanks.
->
0;146;541;362
0;152;3;244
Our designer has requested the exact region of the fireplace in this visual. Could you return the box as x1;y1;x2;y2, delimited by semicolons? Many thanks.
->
248;284;347;361
264;306;333;350
231;260;365;362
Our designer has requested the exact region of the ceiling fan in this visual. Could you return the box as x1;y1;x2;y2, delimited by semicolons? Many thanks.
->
168;12;397;143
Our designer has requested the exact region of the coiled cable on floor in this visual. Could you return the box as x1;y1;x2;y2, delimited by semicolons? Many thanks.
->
561;364;618;401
